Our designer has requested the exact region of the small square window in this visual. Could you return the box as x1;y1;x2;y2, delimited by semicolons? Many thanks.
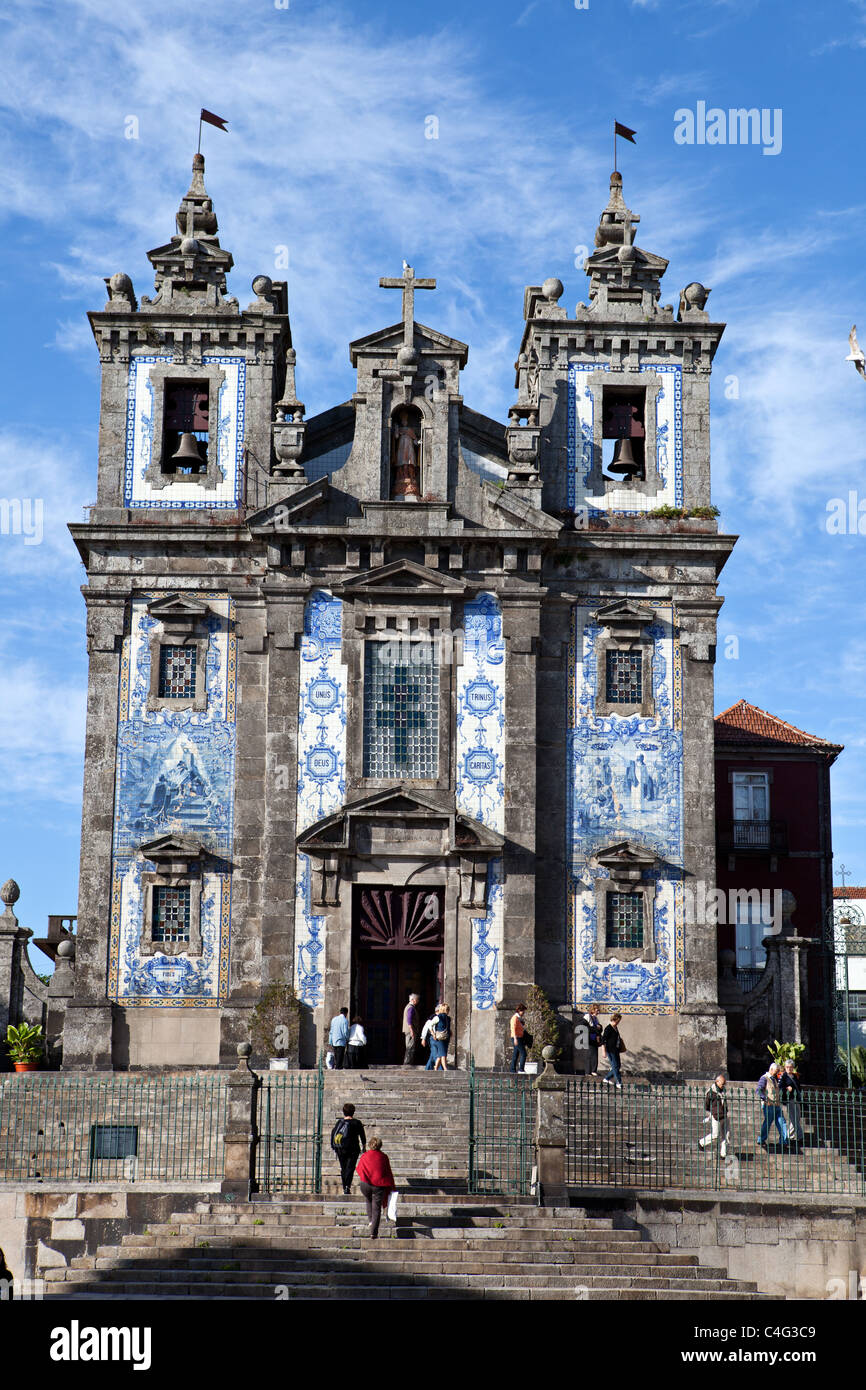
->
158;646;197;700
606;892;644;949
606;650;642;704
152;885;191;945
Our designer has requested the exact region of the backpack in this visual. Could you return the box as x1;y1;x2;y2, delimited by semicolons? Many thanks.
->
332;1119;352;1150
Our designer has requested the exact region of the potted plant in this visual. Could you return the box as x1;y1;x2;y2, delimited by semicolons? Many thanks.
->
523;984;561;1074
6;1022;45;1072
248;982;302;1069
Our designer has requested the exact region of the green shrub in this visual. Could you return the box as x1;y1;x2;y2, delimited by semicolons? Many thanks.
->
249;982;302;1059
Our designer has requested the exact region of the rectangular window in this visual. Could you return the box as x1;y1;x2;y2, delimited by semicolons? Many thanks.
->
605;650;642;705
732;772;769;846
847;992;866;1022
162;380;209;475
152;885;191;945
158;645;197;700
606;892;644;949
735;902;767;970
363;640;439;779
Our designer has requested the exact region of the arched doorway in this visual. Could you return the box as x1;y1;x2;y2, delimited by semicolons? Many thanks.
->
352;885;444;1063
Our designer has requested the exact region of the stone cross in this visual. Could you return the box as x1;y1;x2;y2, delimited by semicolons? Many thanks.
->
379;262;435;350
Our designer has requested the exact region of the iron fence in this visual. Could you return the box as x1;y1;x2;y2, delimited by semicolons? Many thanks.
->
0;1074;227;1182
254;1062;324;1194
565;1080;866;1196
468;1059;536;1195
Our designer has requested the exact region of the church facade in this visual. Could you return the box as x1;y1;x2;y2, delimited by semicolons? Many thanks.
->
60;156;734;1072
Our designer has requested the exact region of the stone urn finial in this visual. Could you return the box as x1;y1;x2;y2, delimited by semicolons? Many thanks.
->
1;879;20;907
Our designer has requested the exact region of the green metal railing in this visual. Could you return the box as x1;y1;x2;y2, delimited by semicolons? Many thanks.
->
468;1057;536;1195
565;1080;866;1196
0;1074;227;1182
254;1057;324;1194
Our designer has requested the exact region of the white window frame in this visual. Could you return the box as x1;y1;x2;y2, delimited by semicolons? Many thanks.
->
732;771;769;823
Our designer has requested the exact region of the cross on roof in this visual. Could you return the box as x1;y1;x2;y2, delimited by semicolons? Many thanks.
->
379;261;436;350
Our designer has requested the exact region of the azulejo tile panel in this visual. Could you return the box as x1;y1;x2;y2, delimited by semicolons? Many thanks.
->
567;361;683;512
567;600;685;1014
456;593;505;1009
107;595;236;1007
124;355;245;508
295;591;347;1006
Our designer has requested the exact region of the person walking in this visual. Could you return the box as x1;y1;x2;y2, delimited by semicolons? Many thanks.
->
756;1062;788;1149
330;1102;366;1195
355;1136;396;1238
509;1003;528;1073
328;1007;349;1069
601;1013;625;1090
779;1059;804;1145
402;993;420;1066
422;1005;441;1071
699;1073;731;1158
585;1003;603;1076
347;1016;367;1070
432;1003;451;1071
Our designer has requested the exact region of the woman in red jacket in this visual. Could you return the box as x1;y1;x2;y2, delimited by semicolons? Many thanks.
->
355;1136;396;1238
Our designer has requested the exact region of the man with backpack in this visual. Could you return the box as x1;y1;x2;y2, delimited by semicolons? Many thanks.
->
330;1102;367;1195
699;1073;731;1158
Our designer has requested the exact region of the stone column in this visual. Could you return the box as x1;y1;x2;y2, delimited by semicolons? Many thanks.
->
678;608;727;1077
62;597;126;1070
0;883;24;1043
499;595;541;1066
222;1043;260;1196
534;1046;568;1206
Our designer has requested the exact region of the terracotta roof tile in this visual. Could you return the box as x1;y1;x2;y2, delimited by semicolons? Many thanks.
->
714;699;843;754
833;887;866;899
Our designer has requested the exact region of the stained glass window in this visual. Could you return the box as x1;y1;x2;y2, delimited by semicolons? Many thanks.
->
158;645;197;700
606;892;644;950
152;885;191;944
606;650;642;704
363;641;439;778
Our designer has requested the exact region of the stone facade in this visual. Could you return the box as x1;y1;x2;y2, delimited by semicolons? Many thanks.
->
59;158;734;1072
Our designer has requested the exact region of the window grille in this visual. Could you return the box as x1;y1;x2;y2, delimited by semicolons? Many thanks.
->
605;650;642;704
152;885;191;945
606;892;644;949
363;641;439;778
158;645;197;700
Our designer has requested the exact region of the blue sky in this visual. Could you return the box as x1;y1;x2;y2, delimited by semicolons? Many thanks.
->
1;0;865;968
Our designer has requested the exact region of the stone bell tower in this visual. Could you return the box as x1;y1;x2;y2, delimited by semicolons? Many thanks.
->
525;170;735;1074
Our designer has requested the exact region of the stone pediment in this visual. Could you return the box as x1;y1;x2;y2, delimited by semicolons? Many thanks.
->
146;593;211;621
247;477;330;532
349;321;468;366
484;482;562;535
138;833;206;868
594;599;655;635
297;787;503;858
595;841;657;879
336;559;467;598
586;244;668;277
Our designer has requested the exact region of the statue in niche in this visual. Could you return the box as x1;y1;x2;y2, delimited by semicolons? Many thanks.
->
391;407;422;499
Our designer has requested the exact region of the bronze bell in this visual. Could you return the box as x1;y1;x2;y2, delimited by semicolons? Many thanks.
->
606;437;641;478
170;432;205;467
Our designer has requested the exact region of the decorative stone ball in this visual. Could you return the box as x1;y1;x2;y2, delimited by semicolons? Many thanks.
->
617;244;636;264
542;1044;557;1062
252;275;273;298
682;281;711;310
108;272;134;299
0;879;20;906
541;277;563;304
56;938;75;960
396;344;418;368
237;1041;252;1058
180;236;200;256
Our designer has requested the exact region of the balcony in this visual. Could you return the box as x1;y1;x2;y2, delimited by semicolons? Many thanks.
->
717;818;788;855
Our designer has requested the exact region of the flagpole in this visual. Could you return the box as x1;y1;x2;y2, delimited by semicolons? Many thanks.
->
613;121;617;175
197;111;203;156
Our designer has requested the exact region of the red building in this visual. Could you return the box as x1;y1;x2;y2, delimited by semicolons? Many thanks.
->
714;699;842;1078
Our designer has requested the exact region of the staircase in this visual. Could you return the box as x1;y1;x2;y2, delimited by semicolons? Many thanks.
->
318;1067;470;1192
42;1193;772;1301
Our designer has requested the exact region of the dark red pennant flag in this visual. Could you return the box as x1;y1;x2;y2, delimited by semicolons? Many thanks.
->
615;121;637;143
200;109;229;132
